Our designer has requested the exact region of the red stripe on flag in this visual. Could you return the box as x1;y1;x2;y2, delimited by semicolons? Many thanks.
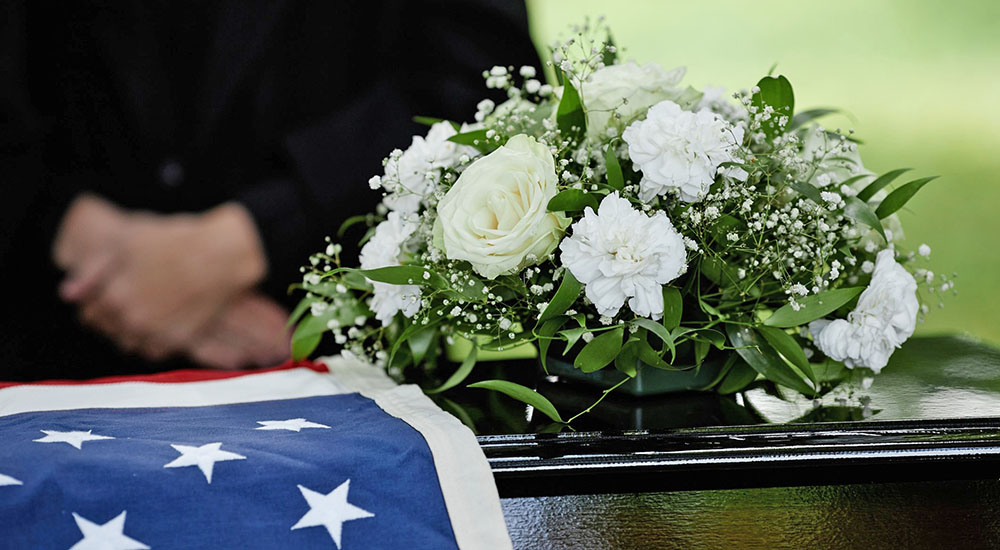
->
0;360;328;389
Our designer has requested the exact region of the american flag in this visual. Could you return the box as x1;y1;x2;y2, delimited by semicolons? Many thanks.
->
0;358;510;549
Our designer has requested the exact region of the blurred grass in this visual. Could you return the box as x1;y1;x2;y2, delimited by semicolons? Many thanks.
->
527;0;1000;343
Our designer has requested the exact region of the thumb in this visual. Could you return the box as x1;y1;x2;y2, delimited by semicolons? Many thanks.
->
59;251;117;303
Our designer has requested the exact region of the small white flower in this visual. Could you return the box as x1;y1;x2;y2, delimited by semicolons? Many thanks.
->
368;175;382;190
359;212;422;325
559;193;687;319
519;65;536;78
623;100;747;203
918;244;931;257
382;122;478;214
810;250;919;373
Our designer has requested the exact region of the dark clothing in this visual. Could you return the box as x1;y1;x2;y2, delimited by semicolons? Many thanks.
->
0;0;540;380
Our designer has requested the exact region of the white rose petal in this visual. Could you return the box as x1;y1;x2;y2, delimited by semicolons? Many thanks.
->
435;134;569;279
581;62;686;140
623;100;747;203
559;192;687;319
359;212;422;325
810;250;919;373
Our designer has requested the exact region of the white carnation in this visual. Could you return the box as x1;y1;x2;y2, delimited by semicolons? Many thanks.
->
581;61;686;140
382;122;478;214
559;193;687;319
623;100;747;203
359;212;421;325
810;249;919;373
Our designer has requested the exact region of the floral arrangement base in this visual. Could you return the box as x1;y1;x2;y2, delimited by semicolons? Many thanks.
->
544;355;725;397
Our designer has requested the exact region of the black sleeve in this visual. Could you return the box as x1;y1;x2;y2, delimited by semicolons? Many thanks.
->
237;0;542;297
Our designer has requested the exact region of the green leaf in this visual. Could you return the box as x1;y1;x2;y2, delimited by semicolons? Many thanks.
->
287;297;315;329
360;265;434;286
756;325;817;386
574;325;624;373
547;188;600;213
789;108;838;131
539;271;581;322
631;318;676;358
290;313;329;360
717;360;759;394
558;327;590;351
427;346;477;394
467;380;563;423
856;168;910;202
726;324;815;396
407;325;437;365
752;75;795;140
635;339;676;370
844;196;887;243
536;317;567;373
601;33;617;66
661;287;683;331
875;176;938;219
337;215;369;238
556;73;586;142
604;146;624;191
788;179;823;205
614;338;640;377
447;129;492;153
764;287;865;328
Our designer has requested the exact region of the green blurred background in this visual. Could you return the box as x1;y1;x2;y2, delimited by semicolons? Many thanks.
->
527;0;1000;343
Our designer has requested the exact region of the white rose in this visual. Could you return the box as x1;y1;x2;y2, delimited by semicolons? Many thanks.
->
810;249;919;373
434;134;568;279
382;122;478;215
560;192;687;319
623;100;747;203
359;212;421;325
580;62;687;140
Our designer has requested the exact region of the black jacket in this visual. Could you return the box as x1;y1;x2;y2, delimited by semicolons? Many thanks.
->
0;0;540;380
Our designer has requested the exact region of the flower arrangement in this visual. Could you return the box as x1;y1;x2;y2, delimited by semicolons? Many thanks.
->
291;21;949;424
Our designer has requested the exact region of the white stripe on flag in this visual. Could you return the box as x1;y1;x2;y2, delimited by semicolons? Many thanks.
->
323;355;514;550
0;367;350;417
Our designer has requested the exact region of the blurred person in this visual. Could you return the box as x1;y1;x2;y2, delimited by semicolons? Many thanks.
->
0;1;540;380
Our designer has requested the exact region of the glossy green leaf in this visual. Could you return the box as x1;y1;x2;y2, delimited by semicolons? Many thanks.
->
447;129;492;153
558;327;590;352
556;73;586;141
614;338;640;377
726;324;815;395
752;75;795;140
789;108;838;131
290;313;328;360
788;179;823;205
360;265;434;286
574;325;624;373
756;325;817;386
427;346;477;394
536;317;566;373
407;325;437;365
467;380;563;423
605;146;624;191
412;115;446;126
844;196;887;242
764;286;864;328
539;271;581;322
856;168;910;202
635;338;676;370
661;286;683;331
717;360;759;394
631;318;676;357
547;188;600;213
875;176;938;219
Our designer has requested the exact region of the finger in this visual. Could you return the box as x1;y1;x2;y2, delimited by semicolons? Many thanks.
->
79;297;123;338
60;251;117;303
188;336;251;370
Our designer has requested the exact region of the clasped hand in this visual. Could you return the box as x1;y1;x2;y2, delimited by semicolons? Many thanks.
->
52;193;290;369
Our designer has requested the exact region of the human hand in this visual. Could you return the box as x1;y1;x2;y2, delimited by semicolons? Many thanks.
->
52;193;130;283
60;202;268;359
185;292;292;370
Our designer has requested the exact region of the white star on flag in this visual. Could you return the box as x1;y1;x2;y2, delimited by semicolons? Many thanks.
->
69;511;149;550
163;442;246;484
0;473;22;486
255;418;331;432
292;480;374;549
33;429;115;449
